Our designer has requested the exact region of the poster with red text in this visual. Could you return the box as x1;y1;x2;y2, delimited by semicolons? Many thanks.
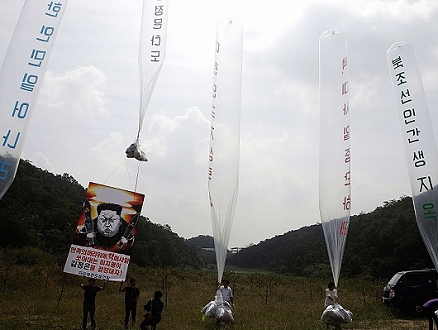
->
63;182;145;281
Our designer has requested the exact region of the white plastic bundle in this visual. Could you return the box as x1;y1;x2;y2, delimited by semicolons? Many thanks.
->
125;139;148;161
202;300;216;318
321;303;353;326
201;290;234;322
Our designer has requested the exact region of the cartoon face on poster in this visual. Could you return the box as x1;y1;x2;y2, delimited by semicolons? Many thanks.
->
64;182;145;281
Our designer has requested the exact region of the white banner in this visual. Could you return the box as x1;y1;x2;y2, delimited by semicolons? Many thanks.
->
126;0;169;162
319;30;351;286
387;42;438;270
138;0;169;135
64;245;130;281
0;0;68;199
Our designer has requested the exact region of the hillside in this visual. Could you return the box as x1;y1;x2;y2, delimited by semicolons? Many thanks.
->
0;160;203;269
186;235;215;248
0;160;433;280
226;197;432;279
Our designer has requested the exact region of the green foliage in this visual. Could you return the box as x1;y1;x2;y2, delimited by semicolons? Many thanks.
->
228;196;433;280
1;246;56;266
0;160;84;261
0;160;202;269
0;160;433;281
131;218;203;269
186;235;215;248
0;262;428;329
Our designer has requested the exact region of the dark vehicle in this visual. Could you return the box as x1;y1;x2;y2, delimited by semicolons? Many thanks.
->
382;269;438;314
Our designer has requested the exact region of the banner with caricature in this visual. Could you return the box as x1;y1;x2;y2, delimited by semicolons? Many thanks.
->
63;182;145;281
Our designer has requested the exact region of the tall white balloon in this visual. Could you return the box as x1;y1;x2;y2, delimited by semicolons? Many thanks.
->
387;42;438;270
126;0;169;162
319;30;351;286
208;20;243;284
0;0;68;200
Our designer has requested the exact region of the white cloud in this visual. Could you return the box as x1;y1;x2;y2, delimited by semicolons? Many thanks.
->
90;131;125;163
40;66;108;118
2;0;438;247
26;151;54;173
356;0;438;19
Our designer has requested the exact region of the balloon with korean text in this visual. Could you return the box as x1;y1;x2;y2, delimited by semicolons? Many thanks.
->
387;42;438;269
125;0;169;162
208;20;243;284
319;30;351;287
0;0;68;200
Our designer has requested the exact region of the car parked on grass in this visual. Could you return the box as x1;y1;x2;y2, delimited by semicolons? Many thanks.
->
382;269;438;314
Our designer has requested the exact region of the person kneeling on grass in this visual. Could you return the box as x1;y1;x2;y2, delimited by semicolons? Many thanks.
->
140;290;164;330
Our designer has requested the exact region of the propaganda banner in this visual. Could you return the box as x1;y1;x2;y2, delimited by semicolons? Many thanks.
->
387;42;438;270
0;0;68;200
63;182;145;281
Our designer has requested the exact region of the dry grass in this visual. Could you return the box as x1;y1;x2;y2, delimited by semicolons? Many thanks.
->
0;265;428;329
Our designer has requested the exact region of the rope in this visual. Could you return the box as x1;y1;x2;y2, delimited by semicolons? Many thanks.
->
103;157;141;192
134;162;141;192
103;157;125;184
124;159;133;190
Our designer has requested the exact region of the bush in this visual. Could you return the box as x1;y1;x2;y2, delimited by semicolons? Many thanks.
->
1;247;55;266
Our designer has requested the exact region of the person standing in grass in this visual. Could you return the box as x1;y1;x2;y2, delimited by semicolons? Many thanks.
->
216;279;234;326
219;279;234;306
423;298;438;330
324;282;338;307
119;278;140;329
80;277;105;330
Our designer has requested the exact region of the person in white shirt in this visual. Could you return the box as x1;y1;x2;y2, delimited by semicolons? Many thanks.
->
219;279;234;306
216;279;234;326
324;281;338;307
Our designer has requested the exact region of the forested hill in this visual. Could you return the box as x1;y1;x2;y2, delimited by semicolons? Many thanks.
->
1;160;433;279
227;196;433;279
0;159;202;269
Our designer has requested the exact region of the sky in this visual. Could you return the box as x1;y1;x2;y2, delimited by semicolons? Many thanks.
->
1;0;438;248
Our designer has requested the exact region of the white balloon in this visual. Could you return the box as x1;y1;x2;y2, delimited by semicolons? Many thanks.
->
319;30;351;286
0;0;68;199
387;42;438;269
126;0;169;161
208;20;243;283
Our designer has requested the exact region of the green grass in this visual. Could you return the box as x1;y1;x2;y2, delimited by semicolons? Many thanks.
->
0;265;428;329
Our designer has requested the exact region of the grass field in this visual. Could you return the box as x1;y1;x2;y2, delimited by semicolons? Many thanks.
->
0;264;429;330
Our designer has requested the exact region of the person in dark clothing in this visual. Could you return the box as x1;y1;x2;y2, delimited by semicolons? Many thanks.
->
119;278;140;328
140;290;164;330
423;298;438;330
80;277;105;330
